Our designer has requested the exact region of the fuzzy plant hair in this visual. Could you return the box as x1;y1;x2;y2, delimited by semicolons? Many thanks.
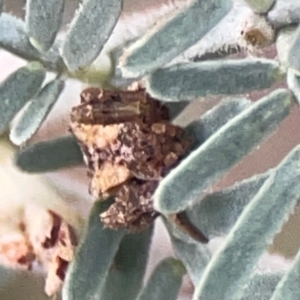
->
0;0;300;299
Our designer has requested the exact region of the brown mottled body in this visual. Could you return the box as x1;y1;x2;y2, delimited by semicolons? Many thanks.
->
70;87;207;242
71;87;169;126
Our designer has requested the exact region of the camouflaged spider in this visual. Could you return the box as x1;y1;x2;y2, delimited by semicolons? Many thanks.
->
70;87;209;243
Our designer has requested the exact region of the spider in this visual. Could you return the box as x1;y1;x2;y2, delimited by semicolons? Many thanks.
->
70;87;208;243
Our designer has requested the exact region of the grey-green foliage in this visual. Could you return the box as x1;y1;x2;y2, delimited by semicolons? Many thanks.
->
146;59;283;101
15;135;83;172
62;0;123;71
179;3;249;63
10;78;65;145
165;219;211;284
270;246;300;300
100;228;153;300
136;257;186;300
0;62;45;134
164;171;270;285
155;89;294;214
288;26;300;72
268;0;300;28
186;96;251;150
0;13;63;70
185;171;270;239
276;25;298;68
242;273;283;300
287;69;300;104
63;199;126;300
3;0;300;300
119;0;232;77
193;145;300;300
26;0;65;51
0;0;123;144
163;170;271;287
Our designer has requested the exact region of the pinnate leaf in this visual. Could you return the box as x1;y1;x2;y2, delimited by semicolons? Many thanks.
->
242;272;283;300
287;69;300;104
276;26;298;68
136;257;186;300
146;59;284;101
26;0;65;51
165;219;211;284
100;228;153;300
288;26;300;73
0;62;45;134
155;89;294;214
268;0;300;28
193;145;300;300
165;172;270;285
10;78;65;145
15;135;83;172
270;247;300;300
63;199;126;300
120;0;232;77
179;3;250;63
62;0;123;71
185;171;270;239
186;96;251;150
0;13;63;70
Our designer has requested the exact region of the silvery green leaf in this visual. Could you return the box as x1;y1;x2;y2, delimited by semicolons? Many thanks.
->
242;272;283;300
162;98;251;283
62;0;123;71
186;171;270;239
288;26;300;73
0;62;45;134
10;79;65;145
243;0;275;13
270;248;300;300
136;257;186;300
119;0;232;77
268;0;300;28
166;172;269;284
179;2;249;63
164;219;211;284
111;41;188;118
276;26;298;69
26;0;65;51
192;145;300;300
186;97;251;150
192;44;242;62
63;199;126;300
0;13;35;60
100;228;153;300
15;136;83;172
109;39;141;89
146;59;284;101
0;13;63;70
110;42;189;117
287;68;300;104
154;89;294;214
0;1;2;15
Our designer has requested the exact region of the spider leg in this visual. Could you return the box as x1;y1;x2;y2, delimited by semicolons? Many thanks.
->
169;211;209;244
